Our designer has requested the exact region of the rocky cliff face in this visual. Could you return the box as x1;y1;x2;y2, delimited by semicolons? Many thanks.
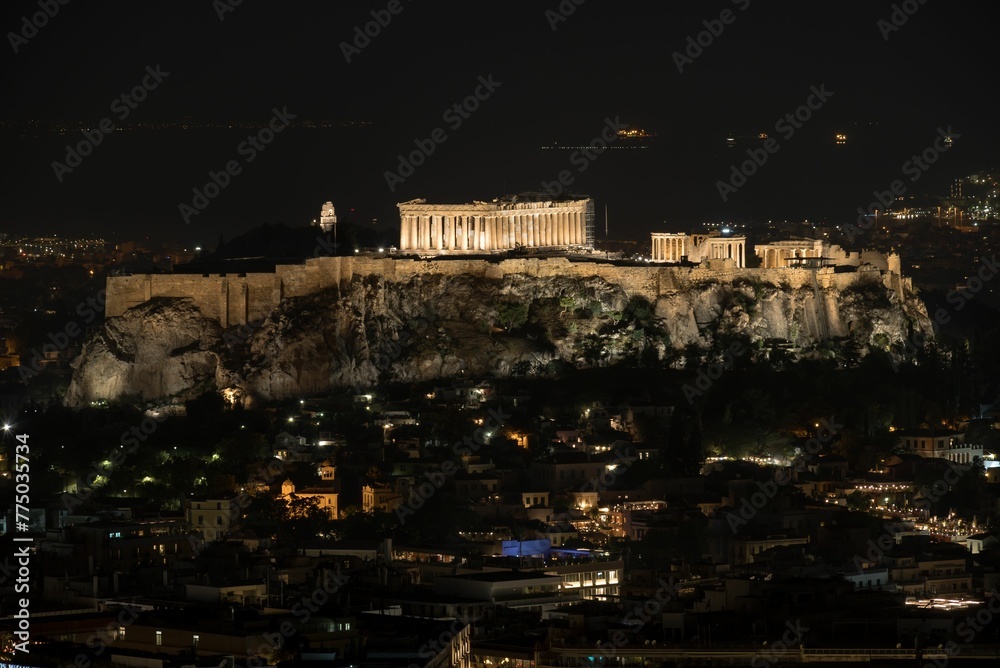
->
65;271;933;407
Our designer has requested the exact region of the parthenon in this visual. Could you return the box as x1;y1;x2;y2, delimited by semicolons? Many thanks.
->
397;195;594;254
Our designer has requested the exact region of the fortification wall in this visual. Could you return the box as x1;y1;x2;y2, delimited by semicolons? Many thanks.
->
105;256;906;326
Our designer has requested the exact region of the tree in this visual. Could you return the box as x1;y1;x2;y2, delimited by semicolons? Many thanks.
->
496;300;529;332
846;491;867;511
285;496;329;542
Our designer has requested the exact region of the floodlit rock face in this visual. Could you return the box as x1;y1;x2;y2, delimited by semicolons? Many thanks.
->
65;298;223;407
66;270;933;406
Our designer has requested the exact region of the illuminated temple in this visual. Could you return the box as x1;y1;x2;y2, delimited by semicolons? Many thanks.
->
397;195;595;254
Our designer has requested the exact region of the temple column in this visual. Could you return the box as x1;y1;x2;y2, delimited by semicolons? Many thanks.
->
522;214;530;247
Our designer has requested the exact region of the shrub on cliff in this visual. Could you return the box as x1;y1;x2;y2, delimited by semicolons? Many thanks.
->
842;279;892;310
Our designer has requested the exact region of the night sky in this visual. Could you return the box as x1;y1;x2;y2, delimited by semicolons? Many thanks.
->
1;0;996;246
